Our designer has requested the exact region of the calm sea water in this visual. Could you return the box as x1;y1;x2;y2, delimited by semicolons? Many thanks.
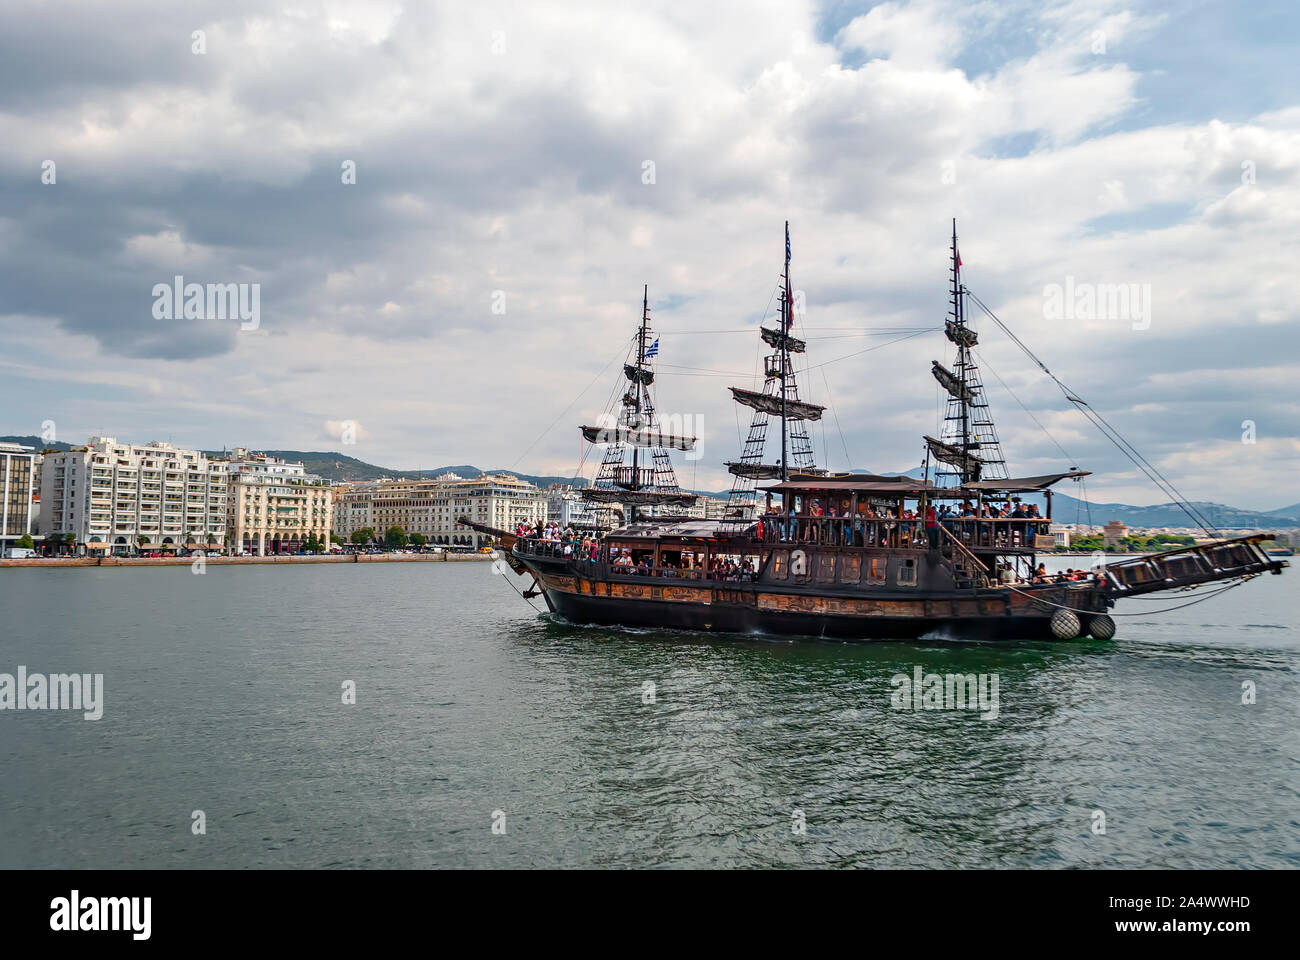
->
0;556;1296;869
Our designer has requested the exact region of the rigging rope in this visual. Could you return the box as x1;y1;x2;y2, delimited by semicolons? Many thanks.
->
964;288;1219;538
512;338;629;470
1002;575;1255;616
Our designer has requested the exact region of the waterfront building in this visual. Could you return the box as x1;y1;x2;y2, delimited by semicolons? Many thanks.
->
223;449;333;555
685;495;731;521
1;441;37;552
1102;519;1129;549
38;437;227;555
1049;524;1071;548
333;472;546;547
546;484;602;530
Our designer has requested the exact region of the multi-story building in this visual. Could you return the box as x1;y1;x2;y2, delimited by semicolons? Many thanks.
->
685;495;730;521
1;441;37;553
546;483;602;530
223;449;333;555
1048;524;1072;548
333;472;546;547
38;437;227;555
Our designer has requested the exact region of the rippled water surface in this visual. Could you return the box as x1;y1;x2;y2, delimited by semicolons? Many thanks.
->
1;557;1296;868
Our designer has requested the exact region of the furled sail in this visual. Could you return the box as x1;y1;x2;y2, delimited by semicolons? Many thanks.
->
760;326;806;353
729;387;825;422
624;364;654;385
580;425;697;450
924;435;982;468
944;320;978;347
924;435;982;482
931;361;975;403
725;461;783;479
581;489;698;506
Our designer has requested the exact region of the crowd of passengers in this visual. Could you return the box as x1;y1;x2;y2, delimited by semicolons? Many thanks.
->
514;520;755;578
515;520;1096;586
1001;562;1101;585
755;496;1045;548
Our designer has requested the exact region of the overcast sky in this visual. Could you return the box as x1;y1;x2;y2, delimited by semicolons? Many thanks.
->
2;0;1297;509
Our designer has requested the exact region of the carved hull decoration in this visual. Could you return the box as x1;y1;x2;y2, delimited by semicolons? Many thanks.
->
730;387;825;422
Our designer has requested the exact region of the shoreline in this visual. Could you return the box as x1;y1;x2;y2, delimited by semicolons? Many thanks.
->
0;553;496;568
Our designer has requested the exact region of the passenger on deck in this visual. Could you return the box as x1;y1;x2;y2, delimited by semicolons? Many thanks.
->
925;504;939;550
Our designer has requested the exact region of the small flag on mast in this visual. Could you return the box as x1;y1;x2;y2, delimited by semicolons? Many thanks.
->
785;222;791;262
645;337;659;359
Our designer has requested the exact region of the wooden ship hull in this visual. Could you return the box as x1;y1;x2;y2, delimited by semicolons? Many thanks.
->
464;517;1285;642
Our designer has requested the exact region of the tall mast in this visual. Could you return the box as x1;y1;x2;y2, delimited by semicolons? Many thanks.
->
952;219;969;477
579;286;698;528
629;285;649;522
927;221;1008;486
780;221;790;482
721;222;824;525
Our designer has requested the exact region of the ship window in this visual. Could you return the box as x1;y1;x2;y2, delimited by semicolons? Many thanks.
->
815;554;836;582
898;558;917;586
771;551;788;579
868;556;886;583
841;555;861;583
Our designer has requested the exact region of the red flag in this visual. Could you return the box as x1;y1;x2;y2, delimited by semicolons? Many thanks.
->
956;248;962;269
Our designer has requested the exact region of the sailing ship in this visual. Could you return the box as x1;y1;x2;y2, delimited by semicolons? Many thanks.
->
464;224;1288;641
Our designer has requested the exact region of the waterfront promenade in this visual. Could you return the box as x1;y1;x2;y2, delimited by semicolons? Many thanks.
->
0;553;494;568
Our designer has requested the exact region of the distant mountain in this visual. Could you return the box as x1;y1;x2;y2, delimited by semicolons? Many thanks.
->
1;435;73;452
227;452;591;491
1048;494;1300;530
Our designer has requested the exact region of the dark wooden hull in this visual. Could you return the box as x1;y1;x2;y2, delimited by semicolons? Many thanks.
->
516;553;1109;642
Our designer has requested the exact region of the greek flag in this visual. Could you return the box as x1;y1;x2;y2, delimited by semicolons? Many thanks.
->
645;337;659;359
786;222;791;262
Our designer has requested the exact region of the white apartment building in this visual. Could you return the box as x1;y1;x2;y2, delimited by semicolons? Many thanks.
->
224;449;333;555
333;472;546;547
685;495;731;521
39;437;227;555
546;484;602;530
1;441;37;551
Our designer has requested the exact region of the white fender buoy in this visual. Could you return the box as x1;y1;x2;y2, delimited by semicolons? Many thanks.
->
1050;609;1081;640
1088;614;1116;640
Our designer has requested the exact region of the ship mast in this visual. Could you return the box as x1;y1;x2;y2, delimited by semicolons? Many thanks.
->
579;286;698;527
629;286;646;521
780;221;790;481
926;221;1008;486
722;223;825;524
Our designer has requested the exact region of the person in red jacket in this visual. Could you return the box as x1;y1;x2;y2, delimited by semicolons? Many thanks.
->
925;504;939;551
